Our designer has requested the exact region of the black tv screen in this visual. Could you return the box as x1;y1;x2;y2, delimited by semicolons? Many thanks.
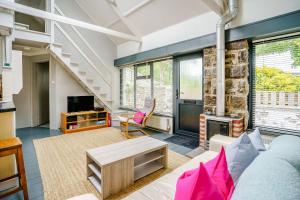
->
67;96;94;112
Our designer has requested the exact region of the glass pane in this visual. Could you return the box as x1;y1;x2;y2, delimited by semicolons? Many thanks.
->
180;58;203;100
137;64;150;77
136;79;151;109
121;67;134;108
255;37;300;131
153;60;173;115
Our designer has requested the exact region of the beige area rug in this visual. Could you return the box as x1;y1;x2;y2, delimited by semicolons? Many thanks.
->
33;127;190;200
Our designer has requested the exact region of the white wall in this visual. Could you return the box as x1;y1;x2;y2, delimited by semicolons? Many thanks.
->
49;57;89;129
117;0;300;58
13;56;32;128
2;50;22;102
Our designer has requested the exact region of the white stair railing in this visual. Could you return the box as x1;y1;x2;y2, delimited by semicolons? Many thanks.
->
54;22;111;86
54;5;113;75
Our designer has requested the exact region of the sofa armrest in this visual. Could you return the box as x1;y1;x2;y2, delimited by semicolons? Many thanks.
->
209;135;236;152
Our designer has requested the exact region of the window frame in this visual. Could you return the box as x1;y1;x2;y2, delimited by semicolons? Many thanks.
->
120;58;173;117
250;35;300;136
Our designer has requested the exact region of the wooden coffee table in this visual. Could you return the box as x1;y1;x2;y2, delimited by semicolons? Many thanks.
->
86;136;168;199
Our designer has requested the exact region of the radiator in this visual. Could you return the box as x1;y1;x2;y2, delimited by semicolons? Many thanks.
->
146;115;173;134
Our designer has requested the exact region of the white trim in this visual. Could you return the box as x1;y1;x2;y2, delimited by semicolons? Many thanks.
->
0;0;141;42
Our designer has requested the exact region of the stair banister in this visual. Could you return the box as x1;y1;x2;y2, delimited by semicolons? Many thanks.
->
54;5;113;75
54;22;112;87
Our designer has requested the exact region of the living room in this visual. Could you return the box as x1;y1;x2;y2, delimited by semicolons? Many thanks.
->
0;0;300;200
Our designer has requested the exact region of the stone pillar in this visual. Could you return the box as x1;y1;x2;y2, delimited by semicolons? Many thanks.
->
203;40;249;128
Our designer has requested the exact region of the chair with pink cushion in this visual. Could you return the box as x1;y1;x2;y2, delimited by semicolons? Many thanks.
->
118;97;156;139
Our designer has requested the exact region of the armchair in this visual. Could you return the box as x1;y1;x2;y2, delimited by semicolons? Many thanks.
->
118;98;156;139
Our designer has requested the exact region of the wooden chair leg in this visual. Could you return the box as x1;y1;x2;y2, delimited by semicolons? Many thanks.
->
16;148;28;200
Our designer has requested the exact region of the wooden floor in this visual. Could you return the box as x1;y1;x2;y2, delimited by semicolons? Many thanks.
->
3;127;192;200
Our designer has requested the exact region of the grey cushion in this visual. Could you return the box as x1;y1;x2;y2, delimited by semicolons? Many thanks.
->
248;127;266;152
269;135;300;170
231;135;300;200
225;133;259;183
231;151;300;200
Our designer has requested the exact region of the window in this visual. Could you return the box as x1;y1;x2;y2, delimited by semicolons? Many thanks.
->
136;64;152;109
153;60;173;115
120;59;173;115
120;66;134;108
179;58;203;100
252;36;300;134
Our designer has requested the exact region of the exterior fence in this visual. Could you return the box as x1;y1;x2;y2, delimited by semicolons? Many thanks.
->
256;91;300;108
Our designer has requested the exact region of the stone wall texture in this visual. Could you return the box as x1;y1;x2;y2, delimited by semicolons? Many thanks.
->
203;40;249;129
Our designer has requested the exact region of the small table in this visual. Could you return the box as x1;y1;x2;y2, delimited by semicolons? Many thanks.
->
86;136;168;199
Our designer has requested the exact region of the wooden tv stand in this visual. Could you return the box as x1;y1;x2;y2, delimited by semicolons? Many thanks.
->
61;110;109;134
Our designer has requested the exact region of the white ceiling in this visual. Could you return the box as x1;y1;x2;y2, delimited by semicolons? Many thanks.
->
75;0;211;44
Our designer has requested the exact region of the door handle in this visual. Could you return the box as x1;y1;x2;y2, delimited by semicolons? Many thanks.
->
176;89;179;99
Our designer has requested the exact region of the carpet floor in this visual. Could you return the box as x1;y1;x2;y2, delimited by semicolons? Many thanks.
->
33;127;189;200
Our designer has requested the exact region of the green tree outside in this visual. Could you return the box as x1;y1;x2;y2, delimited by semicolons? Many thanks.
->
256;66;300;92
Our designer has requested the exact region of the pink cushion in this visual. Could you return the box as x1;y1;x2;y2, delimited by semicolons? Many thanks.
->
175;163;223;200
133;111;146;124
174;147;234;200
205;147;234;199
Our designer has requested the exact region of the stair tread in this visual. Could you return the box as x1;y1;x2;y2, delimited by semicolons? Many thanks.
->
70;62;79;66
62;52;71;57
53;43;63;47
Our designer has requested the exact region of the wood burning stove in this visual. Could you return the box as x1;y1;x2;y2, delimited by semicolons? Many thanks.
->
206;120;230;141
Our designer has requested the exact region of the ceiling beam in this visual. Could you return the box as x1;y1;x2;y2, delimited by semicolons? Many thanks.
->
123;0;153;17
106;0;141;38
105;0;153;28
0;0;141;42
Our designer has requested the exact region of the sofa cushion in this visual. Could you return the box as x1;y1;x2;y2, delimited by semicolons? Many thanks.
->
225;133;259;183
268;135;300;170
248;128;266;152
175;163;223;200
231;151;300;200
204;147;234;199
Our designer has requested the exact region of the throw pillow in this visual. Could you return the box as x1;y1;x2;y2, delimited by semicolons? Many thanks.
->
133;111;146;124
248;127;266;152
205;147;235;200
226;133;259;183
174;163;223;200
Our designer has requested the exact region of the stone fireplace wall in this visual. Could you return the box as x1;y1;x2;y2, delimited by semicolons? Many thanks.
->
203;40;249;128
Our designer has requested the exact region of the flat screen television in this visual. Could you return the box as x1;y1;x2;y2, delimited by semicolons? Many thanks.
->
67;96;94;112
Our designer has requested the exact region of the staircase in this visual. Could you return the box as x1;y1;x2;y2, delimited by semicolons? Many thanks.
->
50;41;113;111
47;5;115;111
11;3;116;112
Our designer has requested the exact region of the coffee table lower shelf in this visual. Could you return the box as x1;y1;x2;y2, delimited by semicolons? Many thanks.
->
88;176;102;193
